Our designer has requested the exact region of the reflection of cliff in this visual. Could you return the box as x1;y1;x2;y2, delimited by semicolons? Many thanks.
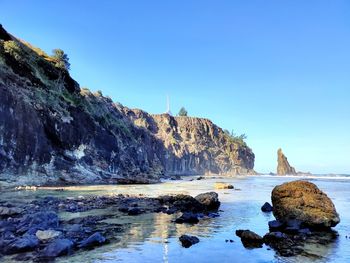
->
117;211;220;248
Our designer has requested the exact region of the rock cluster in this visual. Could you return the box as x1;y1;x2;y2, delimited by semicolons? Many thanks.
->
0;191;220;260
236;180;340;257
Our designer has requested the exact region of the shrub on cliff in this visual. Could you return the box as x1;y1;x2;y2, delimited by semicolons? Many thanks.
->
224;129;247;147
3;40;23;61
178;107;188;116
52;48;70;70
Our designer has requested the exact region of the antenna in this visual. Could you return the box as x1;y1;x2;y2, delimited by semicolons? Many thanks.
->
165;95;172;116
167;95;170;112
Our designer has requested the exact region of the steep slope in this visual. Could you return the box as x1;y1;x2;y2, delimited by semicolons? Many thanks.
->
0;25;255;187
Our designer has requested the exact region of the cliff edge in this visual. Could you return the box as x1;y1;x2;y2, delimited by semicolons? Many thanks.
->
0;25;255;187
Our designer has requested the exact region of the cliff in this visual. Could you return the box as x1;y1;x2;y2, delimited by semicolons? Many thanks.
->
277;148;296;175
0;25;255;187
121;109;255;175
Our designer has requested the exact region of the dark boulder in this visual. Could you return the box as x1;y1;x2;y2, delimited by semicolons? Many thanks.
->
179;235;199;248
41;238;74;258
272;180;340;229
261;202;273;212
175;212;199;224
5;235;39;254
18;211;59;232
158;194;203;212
268;220;284;231
263;232;300;257
0;207;23;217
78;232;106;248
235;230;263;248
127;207;144;216
284;219;303;234
195;192;220;211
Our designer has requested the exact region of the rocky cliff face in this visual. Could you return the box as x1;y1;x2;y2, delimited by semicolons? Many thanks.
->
121;108;255;175
277;148;296;175
0;25;255;187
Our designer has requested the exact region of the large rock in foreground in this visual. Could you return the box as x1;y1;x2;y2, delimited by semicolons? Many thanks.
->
272;180;340;229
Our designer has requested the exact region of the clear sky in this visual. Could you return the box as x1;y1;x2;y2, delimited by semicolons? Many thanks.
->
1;1;349;174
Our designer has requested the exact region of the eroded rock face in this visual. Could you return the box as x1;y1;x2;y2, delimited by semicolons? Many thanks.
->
277;148;296;175
121;109;256;176
271;180;340;229
0;25;255;187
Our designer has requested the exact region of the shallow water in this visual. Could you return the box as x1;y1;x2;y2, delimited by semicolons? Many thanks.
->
2;175;350;263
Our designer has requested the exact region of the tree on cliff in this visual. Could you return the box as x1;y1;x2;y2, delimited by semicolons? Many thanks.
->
52;49;70;70
224;129;247;146
178;107;188;116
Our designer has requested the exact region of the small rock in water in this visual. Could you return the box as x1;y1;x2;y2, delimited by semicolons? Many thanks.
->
179;235;199;248
118;206;129;213
214;182;234;189
127;207;143;215
175;212;199;224
263;232;296;256
195;192;220;211
79;232;106;248
236;230;263;248
261;202;273;212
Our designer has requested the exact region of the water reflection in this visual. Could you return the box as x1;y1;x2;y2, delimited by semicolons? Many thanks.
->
2;175;349;262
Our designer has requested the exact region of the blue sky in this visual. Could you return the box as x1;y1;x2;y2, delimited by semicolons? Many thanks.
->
1;1;349;174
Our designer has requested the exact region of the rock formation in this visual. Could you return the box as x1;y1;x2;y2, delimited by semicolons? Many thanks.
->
120;109;255;176
276;148;296;175
0;25;255;187
271;180;340;229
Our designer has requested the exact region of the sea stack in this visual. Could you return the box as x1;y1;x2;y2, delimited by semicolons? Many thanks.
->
277;148;296;175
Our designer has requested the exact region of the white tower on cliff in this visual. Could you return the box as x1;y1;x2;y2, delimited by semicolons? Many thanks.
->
165;95;173;116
